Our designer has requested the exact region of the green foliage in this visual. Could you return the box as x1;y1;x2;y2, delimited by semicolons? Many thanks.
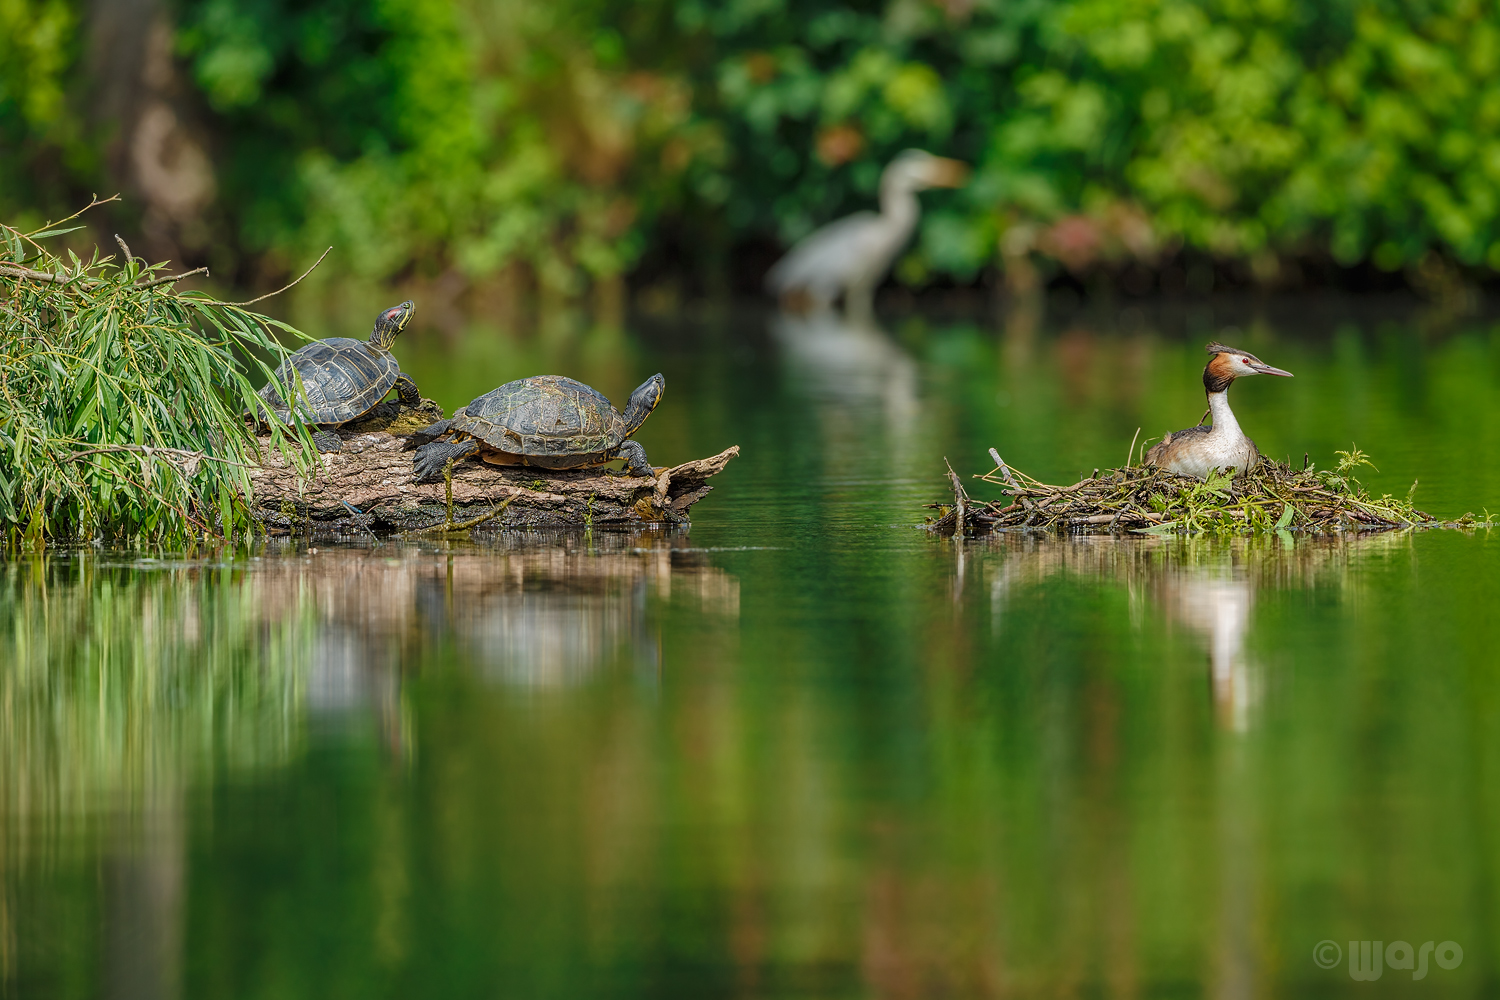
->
687;0;1500;281
0;207;311;544
0;0;80;215
175;0;703;291
7;0;1500;287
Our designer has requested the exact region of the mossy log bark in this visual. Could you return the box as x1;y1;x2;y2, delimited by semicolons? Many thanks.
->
247;404;739;535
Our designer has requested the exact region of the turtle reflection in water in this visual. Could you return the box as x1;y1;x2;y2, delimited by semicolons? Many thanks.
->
255;300;421;453
408;373;665;482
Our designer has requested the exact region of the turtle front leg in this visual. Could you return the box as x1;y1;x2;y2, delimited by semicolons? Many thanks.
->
403;417;453;451
312;428;343;453
395;372;421;407
413;438;481;482
612;439;656;477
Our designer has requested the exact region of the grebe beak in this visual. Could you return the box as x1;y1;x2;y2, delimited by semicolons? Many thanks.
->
1251;362;1293;377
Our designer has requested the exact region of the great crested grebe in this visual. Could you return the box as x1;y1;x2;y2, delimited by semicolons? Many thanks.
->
1144;342;1293;479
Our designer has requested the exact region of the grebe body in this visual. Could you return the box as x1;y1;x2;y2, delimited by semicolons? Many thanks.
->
1145;343;1293;479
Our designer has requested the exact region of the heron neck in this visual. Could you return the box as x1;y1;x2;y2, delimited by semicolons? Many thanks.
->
879;181;921;238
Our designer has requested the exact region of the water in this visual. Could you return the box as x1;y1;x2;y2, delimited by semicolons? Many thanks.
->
4;297;1499;998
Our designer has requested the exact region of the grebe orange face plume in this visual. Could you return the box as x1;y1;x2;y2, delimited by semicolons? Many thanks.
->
1144;342;1293;479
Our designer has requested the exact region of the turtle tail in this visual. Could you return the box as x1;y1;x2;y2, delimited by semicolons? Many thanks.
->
412;438;480;482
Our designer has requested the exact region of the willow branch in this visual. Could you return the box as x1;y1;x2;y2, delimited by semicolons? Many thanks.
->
138;266;210;289
0;264;92;286
59;443;256;469
227;247;332;306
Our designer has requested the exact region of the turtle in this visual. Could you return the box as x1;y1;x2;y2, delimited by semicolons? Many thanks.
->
255;300;420;452
406;373;665;482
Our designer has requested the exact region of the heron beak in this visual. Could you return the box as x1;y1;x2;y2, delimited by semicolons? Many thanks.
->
1251;362;1293;377
928;158;970;188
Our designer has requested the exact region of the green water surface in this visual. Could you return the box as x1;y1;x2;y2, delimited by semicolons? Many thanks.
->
3;297;1499;998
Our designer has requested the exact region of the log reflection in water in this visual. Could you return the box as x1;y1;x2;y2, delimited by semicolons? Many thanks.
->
248;535;739;689
427;536;739;686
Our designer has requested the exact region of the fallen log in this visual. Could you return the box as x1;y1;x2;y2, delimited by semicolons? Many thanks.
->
248;401;739;536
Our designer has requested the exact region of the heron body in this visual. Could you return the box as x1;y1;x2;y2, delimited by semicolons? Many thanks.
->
1144;344;1293;479
766;150;968;318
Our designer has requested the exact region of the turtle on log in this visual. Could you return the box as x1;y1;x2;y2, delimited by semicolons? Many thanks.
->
255;300;420;452
407;373;664;482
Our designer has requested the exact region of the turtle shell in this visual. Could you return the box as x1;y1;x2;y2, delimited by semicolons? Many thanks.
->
452;375;626;464
258;338;401;425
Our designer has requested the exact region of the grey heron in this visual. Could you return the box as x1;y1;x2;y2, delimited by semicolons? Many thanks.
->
765;149;969;319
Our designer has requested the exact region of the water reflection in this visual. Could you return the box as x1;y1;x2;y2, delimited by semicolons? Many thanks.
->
0;534;739;818
981;532;1413;730
770;311;918;423
770;311;921;480
420;536;739;687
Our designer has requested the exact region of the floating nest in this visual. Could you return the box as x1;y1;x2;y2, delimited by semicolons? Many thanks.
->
926;446;1488;537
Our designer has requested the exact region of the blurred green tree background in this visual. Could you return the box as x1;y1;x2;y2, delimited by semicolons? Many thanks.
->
4;0;1499;296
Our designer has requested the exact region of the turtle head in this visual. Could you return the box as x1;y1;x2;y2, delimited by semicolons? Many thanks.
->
622;373;665;433
369;300;415;350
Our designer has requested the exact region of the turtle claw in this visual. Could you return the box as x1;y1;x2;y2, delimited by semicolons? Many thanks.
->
412;439;480;482
312;429;343;453
403;417;453;451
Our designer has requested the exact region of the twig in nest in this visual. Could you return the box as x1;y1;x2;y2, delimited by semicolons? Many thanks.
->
946;457;966;539
227;247;332;306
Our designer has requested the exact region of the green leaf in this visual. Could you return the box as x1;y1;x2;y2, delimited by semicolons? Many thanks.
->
1274;503;1294;530
26;226;85;240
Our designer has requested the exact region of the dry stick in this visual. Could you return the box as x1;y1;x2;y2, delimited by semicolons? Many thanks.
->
227;247;332;306
987;447;1034;511
1126;426;1141;468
